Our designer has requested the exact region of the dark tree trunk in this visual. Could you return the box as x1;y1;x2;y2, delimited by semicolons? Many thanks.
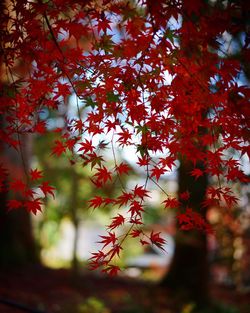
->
160;159;209;306
0;122;38;267
0;195;38;267
71;169;79;276
0;2;38;267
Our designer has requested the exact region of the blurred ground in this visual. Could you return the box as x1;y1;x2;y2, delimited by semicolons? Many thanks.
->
0;266;249;313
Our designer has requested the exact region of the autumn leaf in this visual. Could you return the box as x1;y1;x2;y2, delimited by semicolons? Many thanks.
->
102;265;120;276
1;0;249;276
115;162;131;175
93;166;112;186
136;155;150;167
33;120;47;134
140;239;149;246
39;181;55;198
89;250;106;262
9;179;26;194
190;168;203;180
133;185;150;200
77;139;94;154
180;191;190;201
116;192;133;207
117;129;132;146
130;229;142;238
108;214;125;230
24;199;42;214
7;199;23;211
109;244;123;259
130;217;144;225
162;197;180;209
51;140;66;157
98;232;117;248
30;169;43;181
88;196;104;209
128;200;144;218
151;166;165;181
97;17;112;33
150;231;166;250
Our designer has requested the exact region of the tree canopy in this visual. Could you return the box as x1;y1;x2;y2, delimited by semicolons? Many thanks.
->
1;0;249;275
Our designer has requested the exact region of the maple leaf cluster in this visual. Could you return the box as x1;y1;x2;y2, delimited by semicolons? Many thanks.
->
0;0;249;274
7;169;54;214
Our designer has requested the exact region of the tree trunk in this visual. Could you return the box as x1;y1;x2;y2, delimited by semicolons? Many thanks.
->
160;159;209;306
0;122;38;267
71;169;79;275
0;1;38;267
0;195;38;267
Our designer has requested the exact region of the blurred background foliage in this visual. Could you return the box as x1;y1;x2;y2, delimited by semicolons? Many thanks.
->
31;112;250;291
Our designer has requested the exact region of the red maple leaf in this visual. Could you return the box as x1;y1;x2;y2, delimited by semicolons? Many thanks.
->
133;185;150;200
30;168;43;181
190;168;203;180
7;199;23;211
116;192;133;207
39;181;55;198
151;166;165;181
102;265;120;276
24;199;42;214
33;120;47;134
93;166;112;186
97;18;112;33
130;229;142;238
162;197;180;209
128;200;144;218
130;217;144;225
159;157;176;170
89;250;106;263
88;196;104;209
78;139;94;154
150;231;166;250
9;179;26;193
73;119;84;133
116;162;131;175
98;232;117;248
140;239;149;246
136;155;150;167
108;244;123;259
65;137;78;151
180;191;190;201
108;214;125;230
51;140;66;157
117;129;132;146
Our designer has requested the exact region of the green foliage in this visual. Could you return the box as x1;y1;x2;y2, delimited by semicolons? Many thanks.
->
106;91;120;103
78;297;110;313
